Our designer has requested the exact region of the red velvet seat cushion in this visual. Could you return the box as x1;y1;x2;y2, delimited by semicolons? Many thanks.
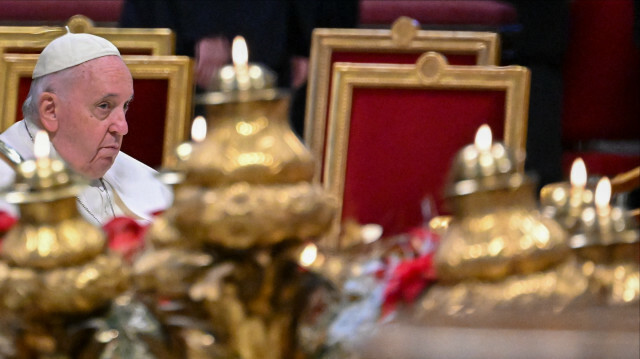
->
360;0;517;26
342;87;506;236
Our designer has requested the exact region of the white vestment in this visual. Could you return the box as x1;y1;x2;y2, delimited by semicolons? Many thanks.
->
0;120;173;225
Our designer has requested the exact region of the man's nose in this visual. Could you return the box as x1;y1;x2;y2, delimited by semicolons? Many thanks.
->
109;108;129;136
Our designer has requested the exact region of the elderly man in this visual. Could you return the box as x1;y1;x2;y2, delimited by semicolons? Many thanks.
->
0;31;172;225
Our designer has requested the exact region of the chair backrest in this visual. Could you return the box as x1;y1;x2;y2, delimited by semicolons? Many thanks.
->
0;15;174;55
1;54;193;169
0;15;176;137
304;16;501;181
321;52;529;248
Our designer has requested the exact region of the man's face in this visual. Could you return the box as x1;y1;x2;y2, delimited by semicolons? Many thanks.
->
50;56;133;179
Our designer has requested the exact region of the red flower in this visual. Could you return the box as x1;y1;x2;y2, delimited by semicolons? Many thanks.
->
382;252;437;317
0;211;17;233
103;216;149;262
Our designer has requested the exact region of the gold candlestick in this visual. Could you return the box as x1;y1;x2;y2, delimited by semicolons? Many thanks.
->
0;131;129;357
540;157;594;232
570;177;639;306
135;35;335;359
418;125;588;321
436;125;568;282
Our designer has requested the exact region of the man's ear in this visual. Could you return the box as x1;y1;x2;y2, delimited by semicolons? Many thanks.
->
38;92;58;132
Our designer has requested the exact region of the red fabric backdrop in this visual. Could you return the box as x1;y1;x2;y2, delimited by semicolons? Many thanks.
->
321;51;479;179
342;87;506;236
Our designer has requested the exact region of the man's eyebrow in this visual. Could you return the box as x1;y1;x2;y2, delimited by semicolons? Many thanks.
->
97;94;134;102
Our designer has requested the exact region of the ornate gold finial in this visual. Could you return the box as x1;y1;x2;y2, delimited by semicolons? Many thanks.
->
391;16;419;47
65;15;95;34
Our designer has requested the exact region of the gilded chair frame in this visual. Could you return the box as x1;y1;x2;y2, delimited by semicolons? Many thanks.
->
0;15;174;56
0;54;194;168
305;17;501;181
323;52;530;248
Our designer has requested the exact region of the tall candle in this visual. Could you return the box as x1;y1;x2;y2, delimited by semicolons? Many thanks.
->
232;36;250;90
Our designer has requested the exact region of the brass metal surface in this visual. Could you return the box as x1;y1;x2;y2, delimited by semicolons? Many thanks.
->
540;182;594;232
183;97;314;186
0;54;194;167
436;207;569;282
0;254;129;315
136;77;335;357
324;52;530;248
2;200;105;269
170;182;334;249
305;17;501;179
570;206;639;249
207;63;276;92
445;142;526;197
419;259;592;316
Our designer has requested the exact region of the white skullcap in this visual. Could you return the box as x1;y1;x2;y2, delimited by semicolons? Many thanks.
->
32;31;121;79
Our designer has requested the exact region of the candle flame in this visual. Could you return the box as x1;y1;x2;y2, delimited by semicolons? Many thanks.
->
191;116;207;143
232;36;248;67
474;124;492;152
570;158;587;188
595;177;611;210
299;243;318;267
361;224;383;244
34;130;50;159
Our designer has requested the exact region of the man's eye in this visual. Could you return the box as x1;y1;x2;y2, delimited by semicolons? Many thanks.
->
98;103;110;110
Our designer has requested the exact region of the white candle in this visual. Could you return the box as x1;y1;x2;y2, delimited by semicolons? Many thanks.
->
595;177;612;217
232;36;250;90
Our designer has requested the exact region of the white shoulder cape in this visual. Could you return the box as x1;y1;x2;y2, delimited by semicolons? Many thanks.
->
0;120;173;224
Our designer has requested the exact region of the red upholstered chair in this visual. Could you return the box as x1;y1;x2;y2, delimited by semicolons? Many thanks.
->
561;0;640;178
320;52;530;248
305;16;502;181
1;54;193;169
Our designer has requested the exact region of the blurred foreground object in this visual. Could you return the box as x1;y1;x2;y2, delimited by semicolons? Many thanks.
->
135;37;335;359
0;132;129;358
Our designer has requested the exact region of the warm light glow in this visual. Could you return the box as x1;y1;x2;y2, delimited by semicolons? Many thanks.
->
361;224;383;244
191;116;207;143
474;124;492;152
570;158;587;189
595;177;611;214
299;243;318;267
232;36;248;68
34;130;50;159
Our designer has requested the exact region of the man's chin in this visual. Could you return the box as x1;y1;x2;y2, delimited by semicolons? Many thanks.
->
80;158;116;179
